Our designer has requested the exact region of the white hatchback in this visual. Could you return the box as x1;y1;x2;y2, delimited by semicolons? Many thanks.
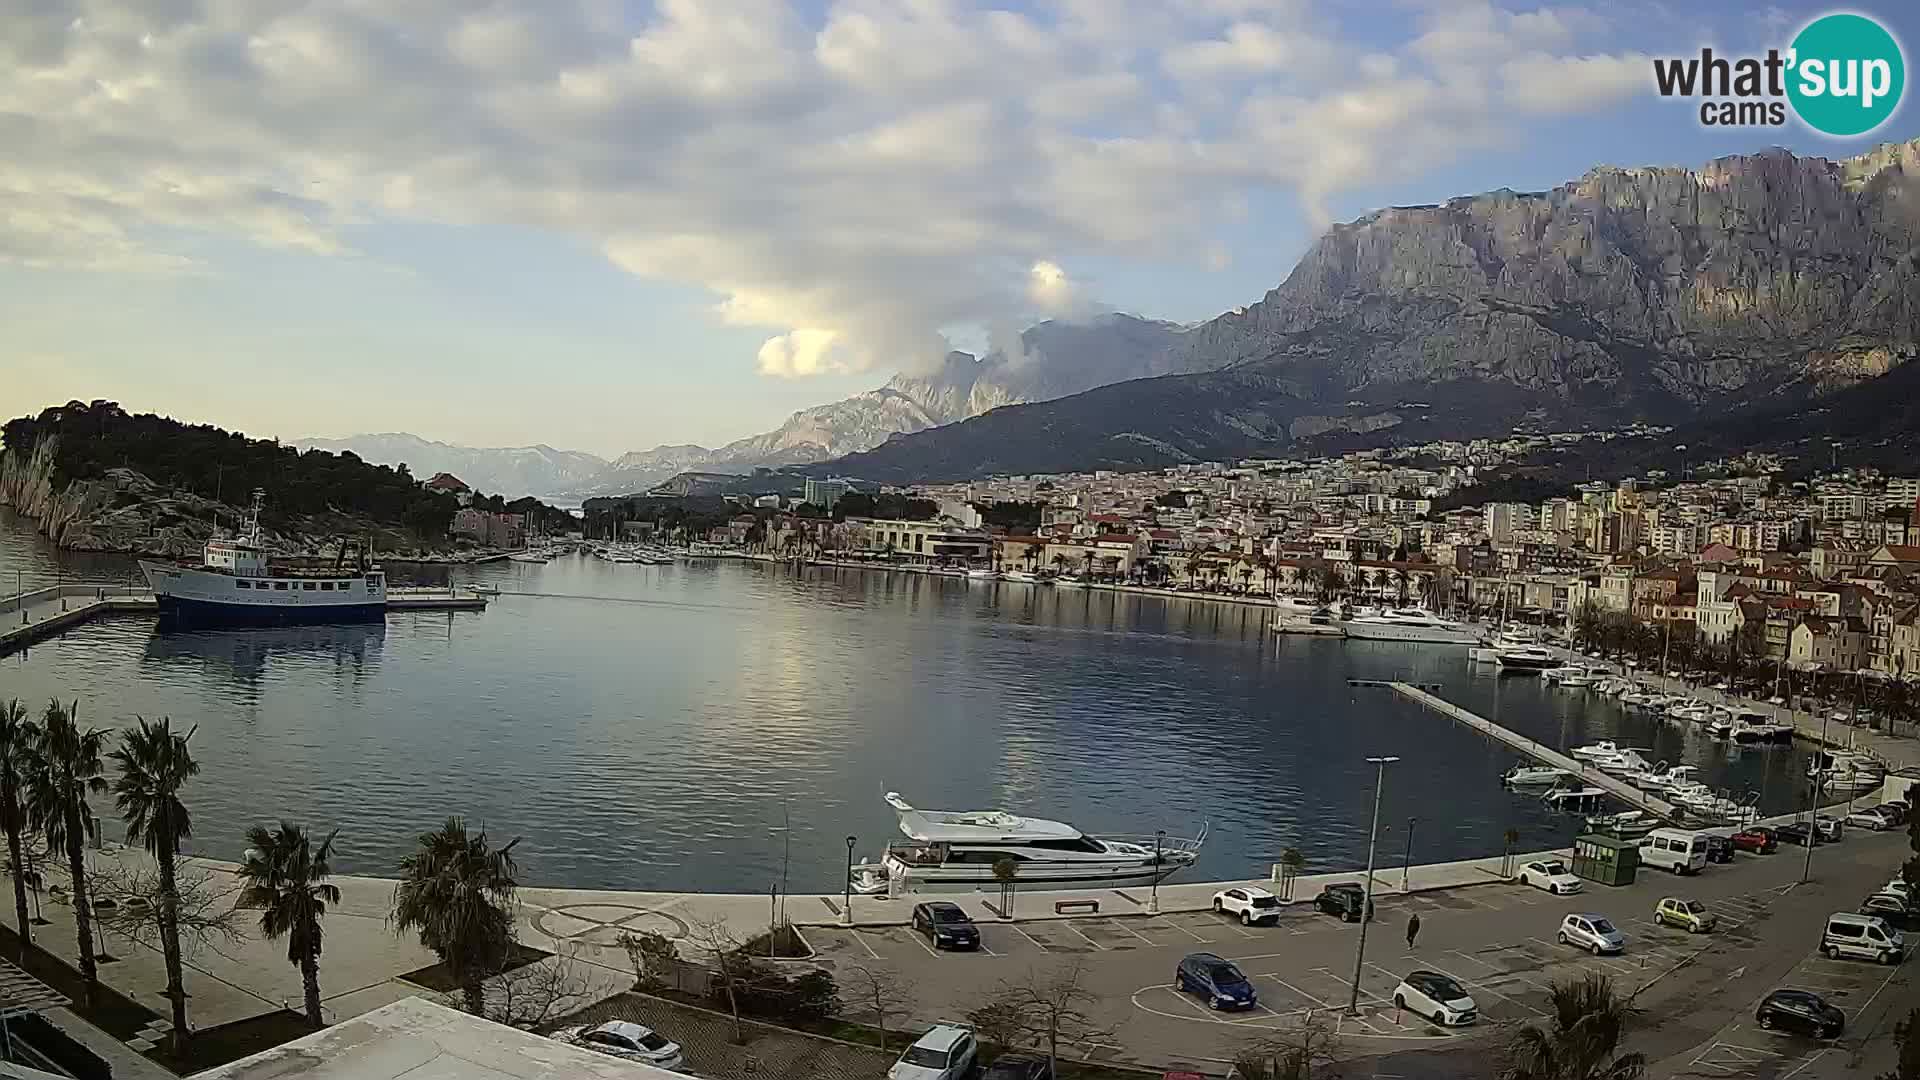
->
1392;970;1478;1026
1213;886;1282;926
1517;859;1583;895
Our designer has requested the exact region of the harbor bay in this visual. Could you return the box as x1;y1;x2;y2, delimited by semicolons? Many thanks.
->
1;510;1818;896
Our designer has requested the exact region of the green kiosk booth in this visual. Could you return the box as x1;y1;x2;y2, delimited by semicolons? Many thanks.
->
1571;832;1640;887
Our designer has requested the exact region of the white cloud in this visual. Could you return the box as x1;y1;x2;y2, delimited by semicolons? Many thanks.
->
0;0;1658;377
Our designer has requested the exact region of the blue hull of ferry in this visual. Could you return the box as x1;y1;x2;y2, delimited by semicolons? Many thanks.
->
155;595;385;627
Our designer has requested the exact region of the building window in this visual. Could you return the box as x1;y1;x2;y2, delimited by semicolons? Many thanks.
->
320;582;333;591
274;582;288;591
302;582;317;591
235;580;251;589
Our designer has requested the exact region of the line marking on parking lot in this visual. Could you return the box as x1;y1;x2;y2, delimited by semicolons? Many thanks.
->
1063;920;1108;951
848;930;881;960
1316;967;1390;1005
1399;960;1549;1019
1779;1048;1834;1079
908;928;939;957
1009;924;1051;953
1447;948;1503;973
1268;976;1332;1009
1165;919;1210;943
1111;920;1156;945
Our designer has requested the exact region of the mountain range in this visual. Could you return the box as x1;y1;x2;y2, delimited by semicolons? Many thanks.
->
826;138;1920;482
311;138;1920;495
303;313;1185;497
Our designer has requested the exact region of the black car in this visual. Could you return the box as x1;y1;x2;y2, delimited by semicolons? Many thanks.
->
981;1053;1053;1080
1774;822;1817;847
1860;893;1920;929
1755;989;1844;1039
1175;952;1258;1010
1313;883;1375;923
911;901;980;950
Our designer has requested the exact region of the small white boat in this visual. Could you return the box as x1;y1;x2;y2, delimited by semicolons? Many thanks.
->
468;584;500;596
1495;646;1557;673
1003;569;1038;583
966;567;1002;580
1543;785;1608;808
1502;764;1570;787
1570;741;1621;762
508;551;548;564
1586;810;1657;837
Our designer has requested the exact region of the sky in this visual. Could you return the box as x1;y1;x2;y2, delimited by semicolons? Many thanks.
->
1;0;1915;459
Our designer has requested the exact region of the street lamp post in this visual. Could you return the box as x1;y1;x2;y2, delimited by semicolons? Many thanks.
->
1401;817;1418;893
1350;755;1399;1016
843;835;857;927
1150;829;1165;914
1801;708;1832;885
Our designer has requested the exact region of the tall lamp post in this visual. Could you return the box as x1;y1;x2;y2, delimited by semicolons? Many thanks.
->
1349;755;1399;1016
843;835;857;927
1801;707;1832;885
1150;829;1165;914
1401;817;1418;893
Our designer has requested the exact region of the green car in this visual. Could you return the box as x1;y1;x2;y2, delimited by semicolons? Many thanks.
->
1656;897;1717;933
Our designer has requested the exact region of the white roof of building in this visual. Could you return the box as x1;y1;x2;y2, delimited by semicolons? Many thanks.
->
195;997;678;1080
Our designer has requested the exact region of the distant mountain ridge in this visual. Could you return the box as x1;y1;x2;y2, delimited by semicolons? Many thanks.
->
823;138;1920;484
293;433;609;499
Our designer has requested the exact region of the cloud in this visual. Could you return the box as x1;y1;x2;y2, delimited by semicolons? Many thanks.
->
0;0;1659;376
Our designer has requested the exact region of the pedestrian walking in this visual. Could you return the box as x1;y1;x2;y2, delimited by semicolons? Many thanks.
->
1406;912;1421;950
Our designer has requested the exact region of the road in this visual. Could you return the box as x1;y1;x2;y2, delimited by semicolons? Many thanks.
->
798;827;1913;1077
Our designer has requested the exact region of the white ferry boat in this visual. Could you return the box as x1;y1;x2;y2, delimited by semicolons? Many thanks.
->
138;493;386;625
1339;607;1480;645
849;792;1206;896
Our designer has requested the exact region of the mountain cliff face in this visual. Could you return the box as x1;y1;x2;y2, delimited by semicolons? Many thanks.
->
828;140;1920;484
581;314;1185;494
294;433;608;499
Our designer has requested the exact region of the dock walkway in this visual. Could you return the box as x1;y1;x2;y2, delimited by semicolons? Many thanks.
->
1;583;488;655
1390;681;1681;819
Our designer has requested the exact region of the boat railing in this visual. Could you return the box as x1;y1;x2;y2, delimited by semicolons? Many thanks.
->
1107;826;1209;857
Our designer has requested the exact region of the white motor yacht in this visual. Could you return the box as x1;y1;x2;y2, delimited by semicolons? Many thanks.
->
966;567;1003;580
1570;740;1622;762
507;551;548;564
1339;607;1481;645
1558;671;1596;689
1495;645;1558;673
1502;764;1571;787
850;792;1207;896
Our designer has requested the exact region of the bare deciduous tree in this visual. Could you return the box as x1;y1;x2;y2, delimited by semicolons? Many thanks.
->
615;929;679;992
459;954;595;1031
89;859;243;963
1232;1013;1341;1080
687;916;752;1043
845;963;913;1048
967;959;1114;1077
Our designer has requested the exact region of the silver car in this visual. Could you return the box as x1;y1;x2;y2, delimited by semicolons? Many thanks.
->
1558;912;1626;955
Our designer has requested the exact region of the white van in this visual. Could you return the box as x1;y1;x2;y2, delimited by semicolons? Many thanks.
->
1824;912;1905;964
1637;829;1709;875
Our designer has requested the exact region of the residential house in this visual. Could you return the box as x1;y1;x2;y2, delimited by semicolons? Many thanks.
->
1789;615;1868;671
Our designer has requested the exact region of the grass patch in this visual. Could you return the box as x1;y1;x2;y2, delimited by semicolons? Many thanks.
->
739;924;813;959
0;919;162;1040
399;942;551;992
148;1008;314;1073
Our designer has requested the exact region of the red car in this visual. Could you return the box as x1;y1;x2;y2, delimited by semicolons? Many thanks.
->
1731;827;1777;854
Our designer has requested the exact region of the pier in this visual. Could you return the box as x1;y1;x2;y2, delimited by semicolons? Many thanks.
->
1389;681;1681;820
1;583;488;656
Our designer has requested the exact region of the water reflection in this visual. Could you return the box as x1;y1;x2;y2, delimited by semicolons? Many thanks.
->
141;622;386;689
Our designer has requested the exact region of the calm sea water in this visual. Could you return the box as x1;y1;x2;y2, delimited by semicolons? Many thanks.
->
0;509;1815;894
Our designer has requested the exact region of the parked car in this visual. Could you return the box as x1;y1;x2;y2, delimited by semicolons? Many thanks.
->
981;1053;1053;1080
1312;883;1374;923
1731;827;1778;854
1517;859;1584;895
1213;886;1282;926
1846;806;1900;831
1774;822;1817;847
1391;970;1478;1026
1881;801;1911;824
1822;912;1906;965
1860;893;1919;929
1755;989;1845;1038
1885;877;1913;902
1813;816;1846;843
1175;952;1259;1010
890;1025;979;1080
1655;897;1718;934
1558;913;1626;955
557;1021;686;1070
911;901;981;950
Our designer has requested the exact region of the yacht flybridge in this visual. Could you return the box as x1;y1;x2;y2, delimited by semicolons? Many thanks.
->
849;792;1207;896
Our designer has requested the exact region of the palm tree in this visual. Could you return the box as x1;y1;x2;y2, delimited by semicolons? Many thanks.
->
391;817;521;1016
110;717;200;1051
238;823;340;1028
0;700;36;957
1502;972;1646;1080
24;700;108;1007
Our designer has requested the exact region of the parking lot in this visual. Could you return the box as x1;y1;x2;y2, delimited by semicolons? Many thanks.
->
1673;928;1908;1079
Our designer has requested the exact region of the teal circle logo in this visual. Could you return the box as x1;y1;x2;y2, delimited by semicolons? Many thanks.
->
1787;13;1905;136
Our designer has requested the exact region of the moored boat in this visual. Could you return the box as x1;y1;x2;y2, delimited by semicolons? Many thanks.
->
138;492;386;625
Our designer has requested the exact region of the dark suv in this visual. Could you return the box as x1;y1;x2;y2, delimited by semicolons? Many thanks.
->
911;902;981;950
1175;952;1257;1010
1313;883;1375;923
